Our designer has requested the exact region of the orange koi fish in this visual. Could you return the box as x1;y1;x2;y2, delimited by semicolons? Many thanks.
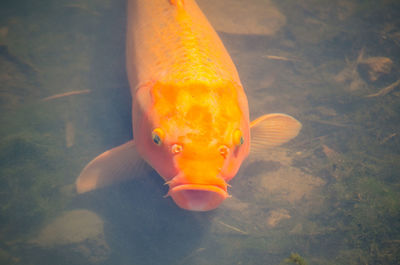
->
76;0;301;211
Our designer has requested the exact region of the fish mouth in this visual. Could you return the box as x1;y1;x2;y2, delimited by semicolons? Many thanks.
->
168;184;229;211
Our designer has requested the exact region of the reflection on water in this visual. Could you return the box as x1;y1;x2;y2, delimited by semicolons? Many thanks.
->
1;0;399;264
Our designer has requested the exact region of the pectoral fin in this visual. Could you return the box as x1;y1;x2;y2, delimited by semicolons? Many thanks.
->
76;140;147;194
250;113;302;153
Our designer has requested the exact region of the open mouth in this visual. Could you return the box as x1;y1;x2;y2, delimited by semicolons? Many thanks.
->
168;184;229;211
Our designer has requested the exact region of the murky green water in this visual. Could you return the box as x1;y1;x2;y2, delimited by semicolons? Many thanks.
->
1;0;399;264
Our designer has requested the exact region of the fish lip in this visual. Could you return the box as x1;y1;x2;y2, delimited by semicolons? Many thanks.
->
168;184;229;211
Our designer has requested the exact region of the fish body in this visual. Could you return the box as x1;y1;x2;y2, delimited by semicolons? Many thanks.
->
76;0;301;211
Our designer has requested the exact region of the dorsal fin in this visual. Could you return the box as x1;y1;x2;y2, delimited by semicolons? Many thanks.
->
170;0;184;8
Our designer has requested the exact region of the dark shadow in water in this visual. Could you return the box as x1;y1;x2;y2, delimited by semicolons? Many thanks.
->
83;0;133;148
72;169;212;265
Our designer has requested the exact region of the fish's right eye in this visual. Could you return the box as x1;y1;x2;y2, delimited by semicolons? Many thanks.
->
152;128;164;146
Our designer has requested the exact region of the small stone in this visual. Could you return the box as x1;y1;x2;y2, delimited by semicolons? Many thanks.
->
30;209;110;263
266;209;291;227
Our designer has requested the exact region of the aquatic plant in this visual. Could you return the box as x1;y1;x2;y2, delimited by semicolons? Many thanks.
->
284;252;307;265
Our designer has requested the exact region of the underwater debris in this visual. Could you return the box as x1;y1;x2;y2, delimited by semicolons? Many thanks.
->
177;248;206;265
335;49;395;93
334;49;367;91
216;220;248;235
366;79;400;97
64;4;101;16
358;56;393;82
42;89;91;101
263;55;295;61
380;133;397;144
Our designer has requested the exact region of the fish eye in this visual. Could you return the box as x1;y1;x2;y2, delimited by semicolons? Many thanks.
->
219;145;229;158
233;129;244;146
152;128;164;146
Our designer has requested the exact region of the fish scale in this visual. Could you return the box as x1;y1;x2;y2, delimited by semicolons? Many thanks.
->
128;0;241;86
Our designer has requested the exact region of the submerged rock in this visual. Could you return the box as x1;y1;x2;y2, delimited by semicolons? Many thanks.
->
211;148;325;236
30;209;110;263
259;166;325;204
197;0;286;35
247;148;325;203
266;209;291;228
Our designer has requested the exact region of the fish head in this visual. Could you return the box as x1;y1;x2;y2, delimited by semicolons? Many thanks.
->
133;81;250;211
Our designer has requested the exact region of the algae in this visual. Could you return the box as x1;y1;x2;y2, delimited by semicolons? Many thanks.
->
283;253;307;265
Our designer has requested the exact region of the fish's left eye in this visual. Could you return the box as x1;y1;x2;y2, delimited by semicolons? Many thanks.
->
233;129;244;146
152;128;164;146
